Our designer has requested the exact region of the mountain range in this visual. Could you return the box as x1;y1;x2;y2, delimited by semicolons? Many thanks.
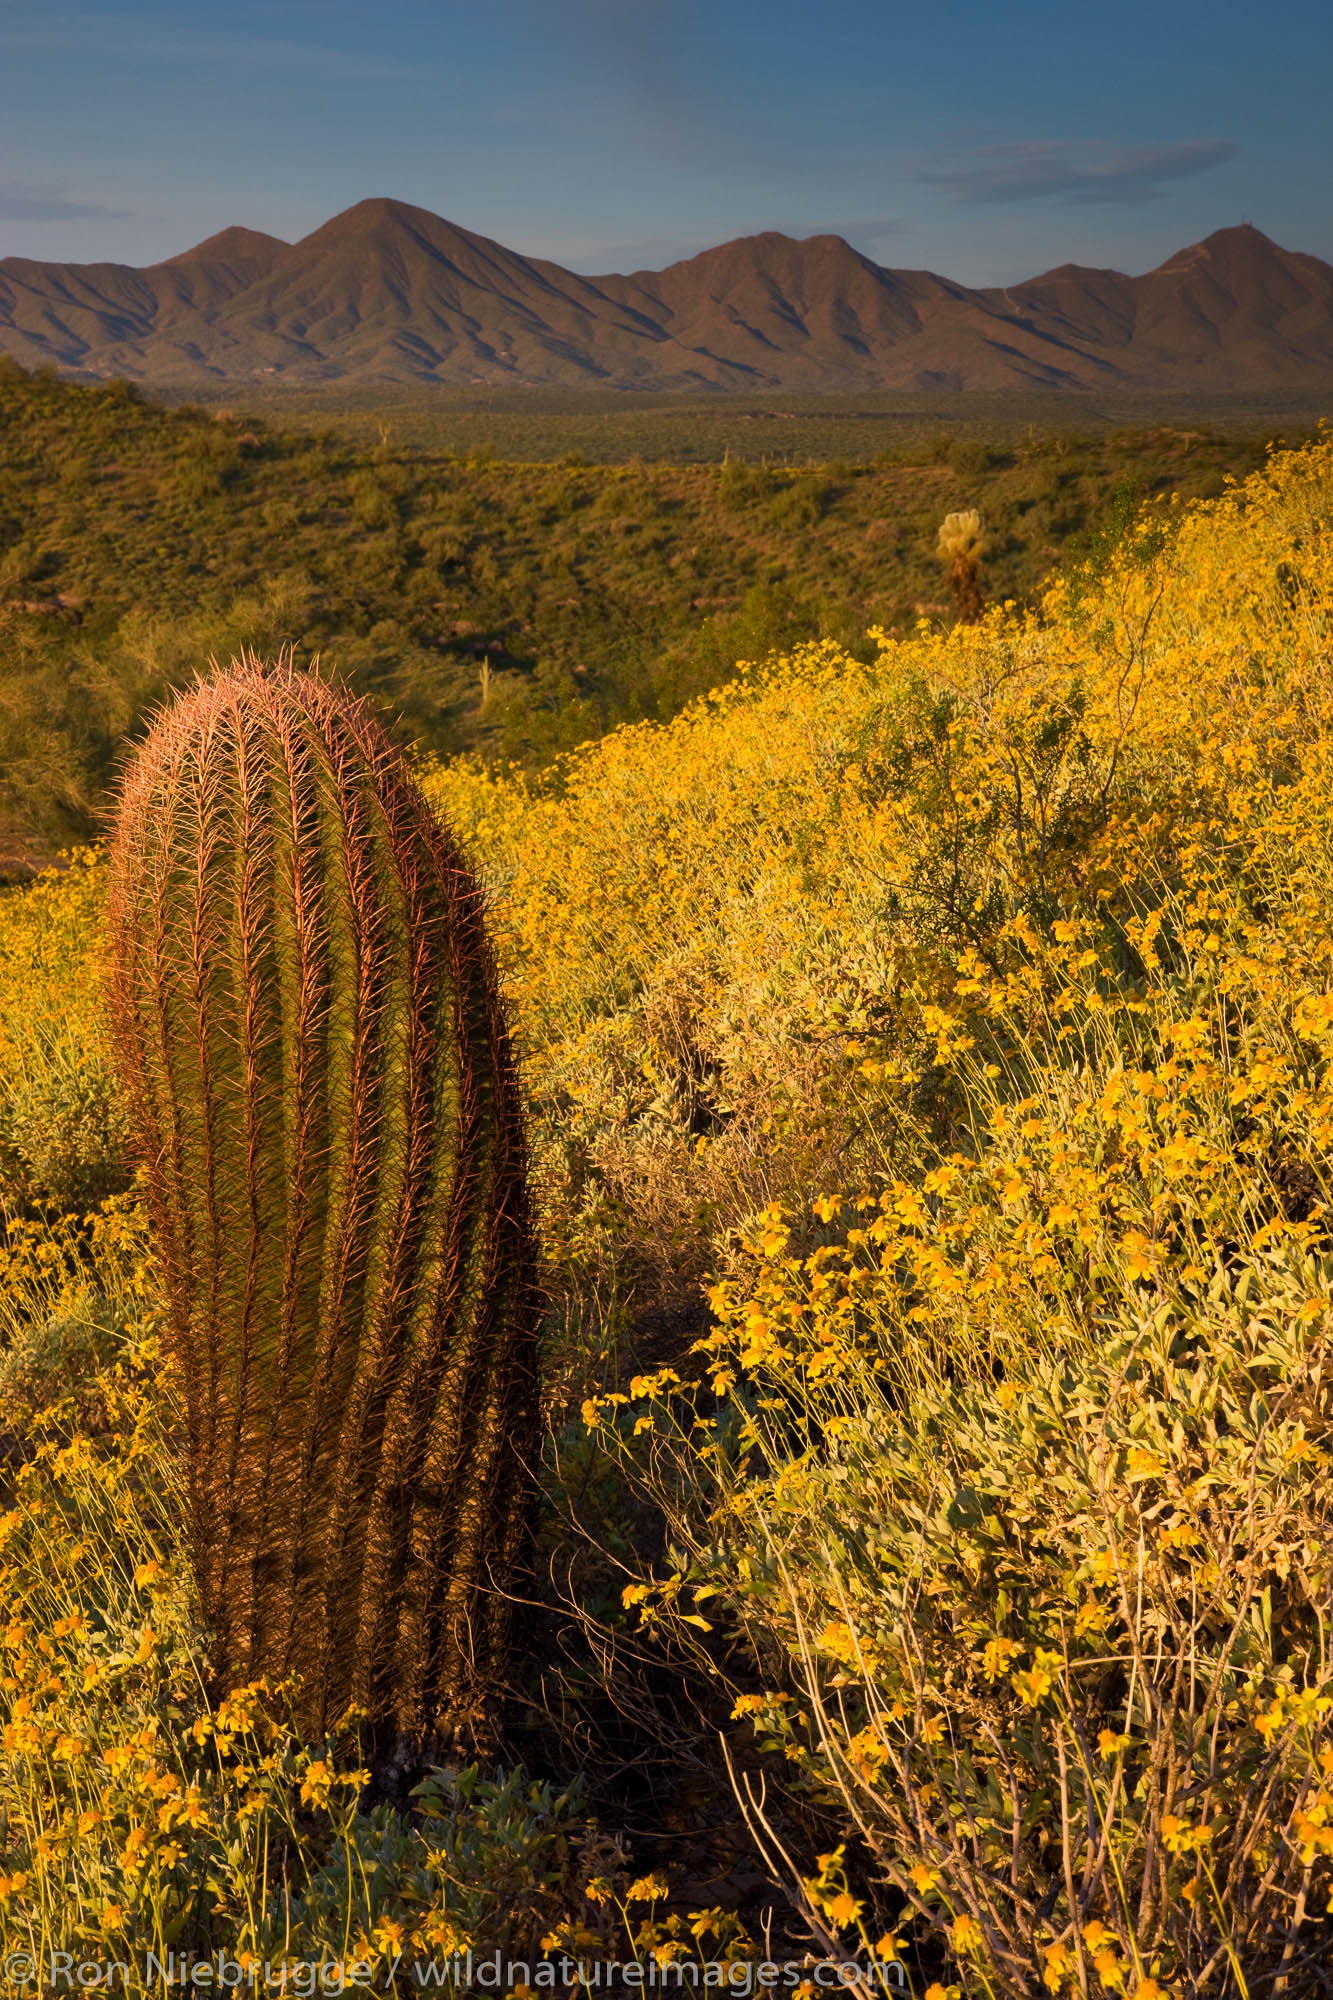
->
1;199;1330;393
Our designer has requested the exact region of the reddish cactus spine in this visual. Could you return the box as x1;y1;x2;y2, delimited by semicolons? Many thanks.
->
107;654;539;1747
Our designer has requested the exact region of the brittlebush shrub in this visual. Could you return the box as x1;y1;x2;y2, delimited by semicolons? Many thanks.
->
0;851;129;1214
600;871;1333;1991
574;440;1333;1995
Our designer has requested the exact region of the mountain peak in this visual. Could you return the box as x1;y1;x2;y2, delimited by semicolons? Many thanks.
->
157;225;289;270
1150;222;1294;276
645;227;869;283
1201;222;1281;248
309;195;429;227
295;197;481;247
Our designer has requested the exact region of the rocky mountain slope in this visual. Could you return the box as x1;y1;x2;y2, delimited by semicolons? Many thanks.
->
1;200;1329;391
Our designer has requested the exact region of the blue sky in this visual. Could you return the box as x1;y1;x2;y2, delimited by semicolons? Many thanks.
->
1;0;1329;282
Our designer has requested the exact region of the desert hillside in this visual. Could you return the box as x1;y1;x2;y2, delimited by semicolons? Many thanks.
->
2;436;1332;1991
2;359;1287;871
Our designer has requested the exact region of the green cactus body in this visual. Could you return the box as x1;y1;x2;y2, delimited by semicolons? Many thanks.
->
108;656;538;1746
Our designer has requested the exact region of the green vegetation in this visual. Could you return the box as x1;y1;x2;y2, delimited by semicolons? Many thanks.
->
1;359;1309;869
199;383;1331;466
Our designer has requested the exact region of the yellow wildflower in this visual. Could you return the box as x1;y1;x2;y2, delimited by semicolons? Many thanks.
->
951;1912;982;1951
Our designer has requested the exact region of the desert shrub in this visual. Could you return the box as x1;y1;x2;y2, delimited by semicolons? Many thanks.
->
175;457;224;504
766;478;834;529
593;811;1333;1990
717;460;777;510
563;440;1333;1993
0;1028;130;1211
351;469;397;528
0;850;127;1214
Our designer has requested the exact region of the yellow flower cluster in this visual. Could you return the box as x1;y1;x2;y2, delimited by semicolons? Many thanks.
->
557;437;1333;1995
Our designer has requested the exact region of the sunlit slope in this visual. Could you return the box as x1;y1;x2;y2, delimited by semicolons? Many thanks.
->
1;429;1331;1989
6;364;1288;870
4;431;1331;1297
422;431;1333;1293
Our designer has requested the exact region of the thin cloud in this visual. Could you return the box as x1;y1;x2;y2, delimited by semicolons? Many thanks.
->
499;0;801;175
4;8;420;84
919;139;1238;207
0;181;130;222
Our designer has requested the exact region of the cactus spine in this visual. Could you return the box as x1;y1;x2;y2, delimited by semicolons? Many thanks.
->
108;655;539;1747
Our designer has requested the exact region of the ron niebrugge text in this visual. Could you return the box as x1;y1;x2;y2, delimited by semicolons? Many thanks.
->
6;1950;908;1993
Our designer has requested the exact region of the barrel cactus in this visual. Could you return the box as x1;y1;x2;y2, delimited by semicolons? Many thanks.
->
107;654;539;1749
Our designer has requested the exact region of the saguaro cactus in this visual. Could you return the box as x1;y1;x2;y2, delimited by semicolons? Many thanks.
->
108;654;539;1747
